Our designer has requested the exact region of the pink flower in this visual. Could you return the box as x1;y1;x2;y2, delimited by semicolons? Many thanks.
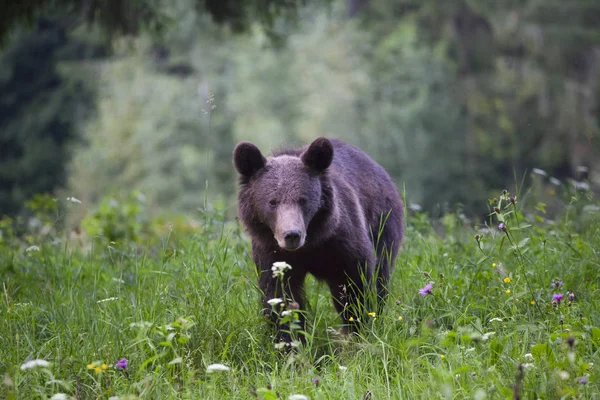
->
419;283;433;296
552;293;564;304
115;358;128;370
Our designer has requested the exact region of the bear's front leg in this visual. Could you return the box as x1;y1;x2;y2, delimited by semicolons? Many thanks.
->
327;245;376;334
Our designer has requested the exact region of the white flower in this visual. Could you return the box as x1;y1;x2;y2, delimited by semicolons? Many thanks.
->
522;363;534;369
281;310;292;317
271;261;292;278
20;359;50;370
558;371;570;380
524;353;534;361
97;297;118;303
289;395;309;400
112;278;125;284
65;196;82;204
267;298;283;306
50;394;69;400
489;318;502;323
532;168;547;177
25;245;40;252
274;342;288;350
108;397;120;400
338;365;348;371
207;363;230;373
482;332;496;341
549;177;561;186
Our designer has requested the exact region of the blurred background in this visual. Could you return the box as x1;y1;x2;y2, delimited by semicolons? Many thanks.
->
1;0;599;228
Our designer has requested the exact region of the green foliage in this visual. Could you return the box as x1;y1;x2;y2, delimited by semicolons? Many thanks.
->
1;184;599;398
0;18;102;217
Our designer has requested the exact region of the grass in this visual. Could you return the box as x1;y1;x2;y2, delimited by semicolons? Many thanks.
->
1;185;599;399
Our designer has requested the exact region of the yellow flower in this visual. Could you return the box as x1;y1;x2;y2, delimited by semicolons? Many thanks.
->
503;277;511;283
348;317;354;322
505;289;511;294
440;354;445;359
87;363;96;369
514;298;519;302
492;263;496;268
368;312;376;317
398;316;403;321
95;367;101;373
530;300;535;305
101;363;109;370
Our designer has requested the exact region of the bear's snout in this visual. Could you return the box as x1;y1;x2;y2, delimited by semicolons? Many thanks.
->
274;206;306;251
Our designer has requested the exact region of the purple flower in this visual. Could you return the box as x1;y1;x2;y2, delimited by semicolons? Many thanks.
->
552;293;564;304
419;283;433;296
552;280;563;288
579;375;588;385
498;223;506;231
568;292;575;302
115;358;128;370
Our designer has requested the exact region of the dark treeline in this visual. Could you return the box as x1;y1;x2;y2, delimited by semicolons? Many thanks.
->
0;0;598;221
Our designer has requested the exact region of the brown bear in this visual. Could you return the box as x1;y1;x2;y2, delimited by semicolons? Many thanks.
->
233;137;404;341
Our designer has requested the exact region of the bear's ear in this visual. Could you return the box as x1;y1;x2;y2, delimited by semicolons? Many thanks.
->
233;141;266;177
301;137;333;172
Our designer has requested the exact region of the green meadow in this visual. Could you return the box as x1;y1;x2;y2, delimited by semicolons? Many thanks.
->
1;184;599;400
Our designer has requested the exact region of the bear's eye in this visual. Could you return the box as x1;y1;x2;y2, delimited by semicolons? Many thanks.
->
269;199;278;208
298;197;307;207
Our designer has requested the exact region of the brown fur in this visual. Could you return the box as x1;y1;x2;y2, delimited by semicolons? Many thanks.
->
233;137;404;340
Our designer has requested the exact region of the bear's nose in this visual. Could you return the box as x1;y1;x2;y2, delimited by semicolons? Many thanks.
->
283;230;302;249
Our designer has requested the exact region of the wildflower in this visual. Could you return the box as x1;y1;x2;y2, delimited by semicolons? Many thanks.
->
418;282;433;296
101;363;108;370
20;359;50;370
398;316;403;321
493;206;500;213
532;168;547;177
348;317;355;322
558;371;570;380
489;318;502;323
207;363;230;373
94;367;101;373
338;365;348;371
440;354;445;359
281;310;292;317
289;395;309;400
274;342;288;350
25;245;40;253
522;363;534;369
524;353;533;361
568;292;575;302
115;358;128;370
97;297;118;303
502;189;508;195
552;293;564;304
368;312;376;317
503;277;511;283
578;375;588;385
505;290;511;294
549;177;561;186
267;298;283;306
312;377;319;386
271;261;292;279
498;223;506;231
530;300;535;305
552;280;563;288
66;196;82;204
491;263;496;268
50;394;69;400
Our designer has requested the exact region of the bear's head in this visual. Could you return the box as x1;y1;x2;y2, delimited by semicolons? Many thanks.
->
233;137;334;251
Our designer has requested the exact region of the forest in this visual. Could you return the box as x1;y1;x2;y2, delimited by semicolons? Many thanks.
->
1;0;598;223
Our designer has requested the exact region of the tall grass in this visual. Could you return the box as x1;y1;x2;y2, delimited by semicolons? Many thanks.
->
1;182;599;399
